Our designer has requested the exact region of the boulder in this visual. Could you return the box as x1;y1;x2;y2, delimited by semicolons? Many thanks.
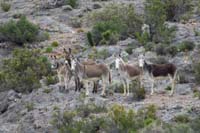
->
93;3;102;9
62;5;73;11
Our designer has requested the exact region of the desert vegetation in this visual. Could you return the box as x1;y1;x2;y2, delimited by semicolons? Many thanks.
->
0;16;49;45
87;4;143;46
0;49;52;93
0;0;200;132
51;104;200;133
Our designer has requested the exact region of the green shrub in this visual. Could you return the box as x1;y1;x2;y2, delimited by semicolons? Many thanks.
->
178;41;195;52
145;0;176;44
0;49;52;93
125;47;133;55
135;32;150;46
45;47;53;53
174;114;190;123
51;105;108;133
154;44;178;56
77;104;107;118
144;42;156;51
87;31;95;46
65;0;78;8
0;1;11;12
165;45;178;56
0;16;39;45
193;88;200;99
90;21;121;46
132;80;146;101
88;48;109;59
25;102;34;112
164;0;193;22
109;104;157;132
165;86;172;91
43;88;52;94
51;103;160;133
154;44;167;56
88;4;143;45
189;116;200;131
51;41;59;47
109;104;137;132
69;17;82;28
45;75;58;85
194;62;200;84
194;29;200;36
193;91;200;99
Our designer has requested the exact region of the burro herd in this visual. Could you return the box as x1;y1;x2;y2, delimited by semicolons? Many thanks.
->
49;48;179;97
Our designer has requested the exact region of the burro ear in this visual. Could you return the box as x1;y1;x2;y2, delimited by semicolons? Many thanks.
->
69;48;72;53
54;55;57;59
77;57;80;62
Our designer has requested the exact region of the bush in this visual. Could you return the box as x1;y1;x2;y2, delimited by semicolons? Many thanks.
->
164;0;193;22
0;1;11;12
45;47;53;53
109;104;137;132
145;0;176;44
51;104;159;133
25;102;34;112
51;41;59;47
194;62;200;84
0;16;39;45
135;32;150;46
87;32;95;46
174;114;190;123
65;0;78;8
165;45;178;56
88;48;109;59
69;17;82;28
154;44;167;56
90;21;121;46
0;49;52;93
43;88;52;94
88;4;143;45
178;41;195;52
51;105;108;133
109;104;157;132
45;75;58;85
131;80;146;101
194;91;200;99
77;104;107;118
154;44;178;56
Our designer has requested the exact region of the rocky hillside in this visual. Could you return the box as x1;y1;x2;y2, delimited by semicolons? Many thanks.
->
0;0;200;133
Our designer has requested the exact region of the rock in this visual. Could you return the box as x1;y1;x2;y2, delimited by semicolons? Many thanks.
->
145;51;157;60
62;5;73;11
94;97;108;108
93;3;102;9
41;0;65;9
0;100;9;114
35;17;74;33
176;83;193;95
117;37;139;46
131;47;146;58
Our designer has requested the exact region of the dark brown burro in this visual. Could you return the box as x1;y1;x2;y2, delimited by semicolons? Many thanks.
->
143;61;178;96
